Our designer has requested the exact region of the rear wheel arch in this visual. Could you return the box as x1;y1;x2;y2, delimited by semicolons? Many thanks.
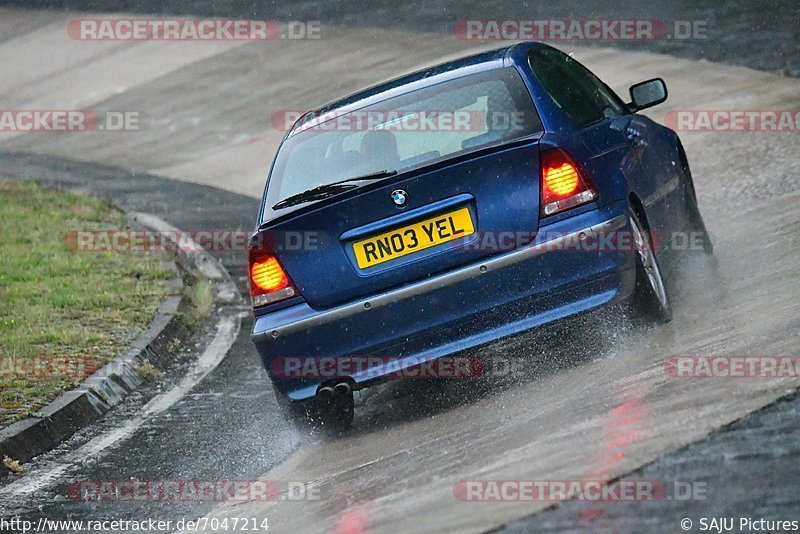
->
675;137;698;198
628;192;649;231
675;137;690;172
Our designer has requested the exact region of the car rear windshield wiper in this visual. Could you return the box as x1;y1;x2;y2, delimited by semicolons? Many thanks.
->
272;170;398;210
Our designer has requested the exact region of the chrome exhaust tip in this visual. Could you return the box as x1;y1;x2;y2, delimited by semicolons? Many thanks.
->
317;386;335;400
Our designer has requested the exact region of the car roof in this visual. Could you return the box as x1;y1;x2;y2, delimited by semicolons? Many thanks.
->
289;43;543;135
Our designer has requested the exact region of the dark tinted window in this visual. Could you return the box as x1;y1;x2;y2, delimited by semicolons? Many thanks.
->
529;48;625;126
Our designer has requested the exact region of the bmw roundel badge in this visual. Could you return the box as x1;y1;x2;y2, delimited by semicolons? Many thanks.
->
391;189;408;207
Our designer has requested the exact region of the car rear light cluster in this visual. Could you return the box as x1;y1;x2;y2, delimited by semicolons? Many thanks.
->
248;245;297;308
540;148;598;217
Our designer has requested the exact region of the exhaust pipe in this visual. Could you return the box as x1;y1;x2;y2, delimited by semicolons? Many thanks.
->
317;386;335;400
333;382;352;396
317;381;352;402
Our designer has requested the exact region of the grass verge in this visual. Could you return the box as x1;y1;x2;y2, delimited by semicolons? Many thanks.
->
0;179;173;426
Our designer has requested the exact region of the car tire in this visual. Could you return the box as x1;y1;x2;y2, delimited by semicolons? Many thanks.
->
629;208;672;323
686;192;714;256
678;144;714;256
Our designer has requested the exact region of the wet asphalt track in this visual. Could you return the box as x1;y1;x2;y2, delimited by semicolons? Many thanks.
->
0;153;298;523
0;1;799;532
503;390;800;532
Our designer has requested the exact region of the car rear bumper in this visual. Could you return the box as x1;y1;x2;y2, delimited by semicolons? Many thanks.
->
252;201;635;401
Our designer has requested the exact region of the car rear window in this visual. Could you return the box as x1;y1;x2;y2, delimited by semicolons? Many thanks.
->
263;67;541;217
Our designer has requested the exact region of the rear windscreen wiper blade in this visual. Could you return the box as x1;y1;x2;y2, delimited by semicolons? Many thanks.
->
272;169;398;210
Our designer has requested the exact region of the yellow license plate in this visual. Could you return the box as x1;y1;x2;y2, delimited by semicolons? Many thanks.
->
353;207;475;269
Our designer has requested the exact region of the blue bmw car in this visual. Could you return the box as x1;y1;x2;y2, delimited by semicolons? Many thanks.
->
248;42;712;429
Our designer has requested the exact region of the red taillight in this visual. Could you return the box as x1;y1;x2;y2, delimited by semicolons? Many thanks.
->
540;148;597;217
248;245;296;308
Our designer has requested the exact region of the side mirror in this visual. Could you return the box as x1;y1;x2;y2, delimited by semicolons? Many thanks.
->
629;78;667;111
